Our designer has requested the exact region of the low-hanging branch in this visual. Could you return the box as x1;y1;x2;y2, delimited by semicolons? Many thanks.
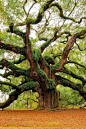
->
0;81;39;109
0;42;26;56
67;61;86;69
0;71;14;78
0;59;29;77
0;81;20;90
7;27;26;42
50;2;86;24
63;67;86;85
0;90;21;109
55;75;86;99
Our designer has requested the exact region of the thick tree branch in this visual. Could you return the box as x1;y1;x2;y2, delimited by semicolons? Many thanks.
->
16;0;54;26
63;67;86;85
0;59;29;77
0;42;26;56
0;81;39;109
56;75;86;99
40;31;71;52
50;2;86;23
58;30;86;70
67;61;86;69
0;81;20;90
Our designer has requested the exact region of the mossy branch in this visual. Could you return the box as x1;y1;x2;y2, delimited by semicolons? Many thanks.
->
19;81;39;92
50;3;86;23
64;67;86;85
0;81;20;90
0;90;21;109
67;61;86;69
40;31;71;52
0;59;29;77
0;81;39;109
16;0;54;26
55;75;86;99
0;42;26;56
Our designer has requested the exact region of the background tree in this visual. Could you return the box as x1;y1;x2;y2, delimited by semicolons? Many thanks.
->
0;0;86;109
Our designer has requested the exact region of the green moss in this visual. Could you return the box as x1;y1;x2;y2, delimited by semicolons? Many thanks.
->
48;79;55;89
37;64;48;78
25;77;33;82
40;39;51;49
32;49;41;61
9;90;18;96
83;84;86;93
7;26;26;39
25;17;36;24
20;81;38;90
51;64;60;71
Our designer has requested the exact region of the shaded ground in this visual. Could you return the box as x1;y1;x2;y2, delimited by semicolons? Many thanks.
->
0;109;86;128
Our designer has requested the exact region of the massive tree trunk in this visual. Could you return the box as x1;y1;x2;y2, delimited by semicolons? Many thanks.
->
38;89;59;109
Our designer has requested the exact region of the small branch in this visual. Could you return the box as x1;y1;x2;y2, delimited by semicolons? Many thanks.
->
12;56;26;64
23;0;28;16
67;61;86;69
27;2;35;16
39;11;52;36
75;42;86;51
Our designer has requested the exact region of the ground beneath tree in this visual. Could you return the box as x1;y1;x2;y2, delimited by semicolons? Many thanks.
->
0;109;86;129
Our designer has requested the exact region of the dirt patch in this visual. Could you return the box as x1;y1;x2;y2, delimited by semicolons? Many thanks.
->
0;109;86;128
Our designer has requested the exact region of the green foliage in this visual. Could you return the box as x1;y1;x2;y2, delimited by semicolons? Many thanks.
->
51;64;60;71
48;79;55;89
16;60;30;70
40;39;51;49
1;32;24;47
7;90;38;109
0;84;9;92
57;85;84;107
20;81;38;90
3;0;25;25
32;49;41;61
83;84;86;93
0;0;86;109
